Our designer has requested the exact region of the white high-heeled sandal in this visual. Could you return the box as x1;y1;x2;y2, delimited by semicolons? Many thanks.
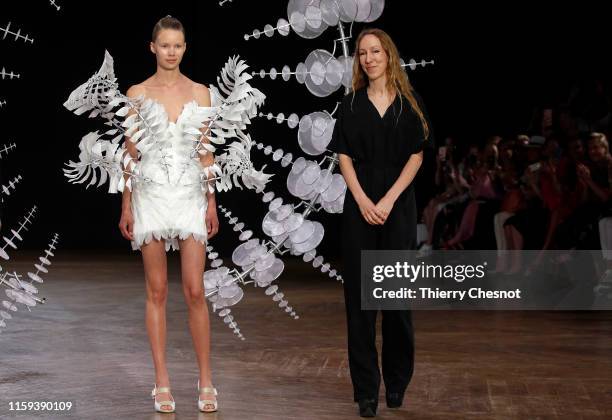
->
197;379;218;412
151;383;175;413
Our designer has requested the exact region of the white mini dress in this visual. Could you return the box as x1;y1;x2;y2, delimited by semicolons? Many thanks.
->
130;99;209;252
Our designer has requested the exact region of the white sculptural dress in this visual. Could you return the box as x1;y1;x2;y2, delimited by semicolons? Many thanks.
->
64;53;270;253
130;99;210;252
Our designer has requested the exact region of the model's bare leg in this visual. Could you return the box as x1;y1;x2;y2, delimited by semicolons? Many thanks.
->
179;237;216;409
142;239;173;411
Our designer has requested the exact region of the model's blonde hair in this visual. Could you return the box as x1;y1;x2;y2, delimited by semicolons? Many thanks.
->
352;28;430;140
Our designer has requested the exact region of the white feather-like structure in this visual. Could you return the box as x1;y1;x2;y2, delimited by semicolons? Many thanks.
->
63;51;269;193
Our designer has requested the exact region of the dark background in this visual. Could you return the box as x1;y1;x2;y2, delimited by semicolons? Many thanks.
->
0;1;610;255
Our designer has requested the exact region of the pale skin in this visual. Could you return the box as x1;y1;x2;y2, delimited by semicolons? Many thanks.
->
117;28;219;411
338;34;424;226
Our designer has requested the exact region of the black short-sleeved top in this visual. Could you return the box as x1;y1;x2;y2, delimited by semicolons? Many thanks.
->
329;86;433;203
329;86;433;272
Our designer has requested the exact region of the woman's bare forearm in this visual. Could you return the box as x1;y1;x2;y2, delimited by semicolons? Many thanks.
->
384;152;424;202
198;140;217;203
122;188;132;212
338;154;368;203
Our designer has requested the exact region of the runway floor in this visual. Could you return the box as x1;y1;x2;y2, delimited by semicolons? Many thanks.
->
1;251;611;419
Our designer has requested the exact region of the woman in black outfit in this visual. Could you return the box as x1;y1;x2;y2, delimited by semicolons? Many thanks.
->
329;28;433;417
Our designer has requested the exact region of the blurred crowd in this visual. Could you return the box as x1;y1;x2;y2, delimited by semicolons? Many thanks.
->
417;78;612;276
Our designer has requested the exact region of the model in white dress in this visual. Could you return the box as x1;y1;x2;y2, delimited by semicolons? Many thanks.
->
130;99;210;251
62;18;267;413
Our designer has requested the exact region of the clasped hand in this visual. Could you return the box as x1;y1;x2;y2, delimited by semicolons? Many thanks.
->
357;195;395;225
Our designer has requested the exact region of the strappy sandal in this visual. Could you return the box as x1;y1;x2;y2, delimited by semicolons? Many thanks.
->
197;379;218;413
151;383;175;413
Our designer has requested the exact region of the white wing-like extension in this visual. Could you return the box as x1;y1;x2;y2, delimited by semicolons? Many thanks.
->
215;132;273;192
63;132;132;193
63;51;270;193
63;50;118;116
198;57;266;154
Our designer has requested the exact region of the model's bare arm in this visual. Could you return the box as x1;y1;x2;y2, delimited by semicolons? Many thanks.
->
194;83;219;239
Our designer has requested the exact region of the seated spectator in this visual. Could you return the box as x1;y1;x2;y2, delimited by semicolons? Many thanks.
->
501;138;549;273
555;133;612;249
419;138;469;254
492;140;522;271
442;142;503;249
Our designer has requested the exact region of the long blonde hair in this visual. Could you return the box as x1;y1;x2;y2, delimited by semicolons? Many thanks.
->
589;132;609;153
352;28;430;140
